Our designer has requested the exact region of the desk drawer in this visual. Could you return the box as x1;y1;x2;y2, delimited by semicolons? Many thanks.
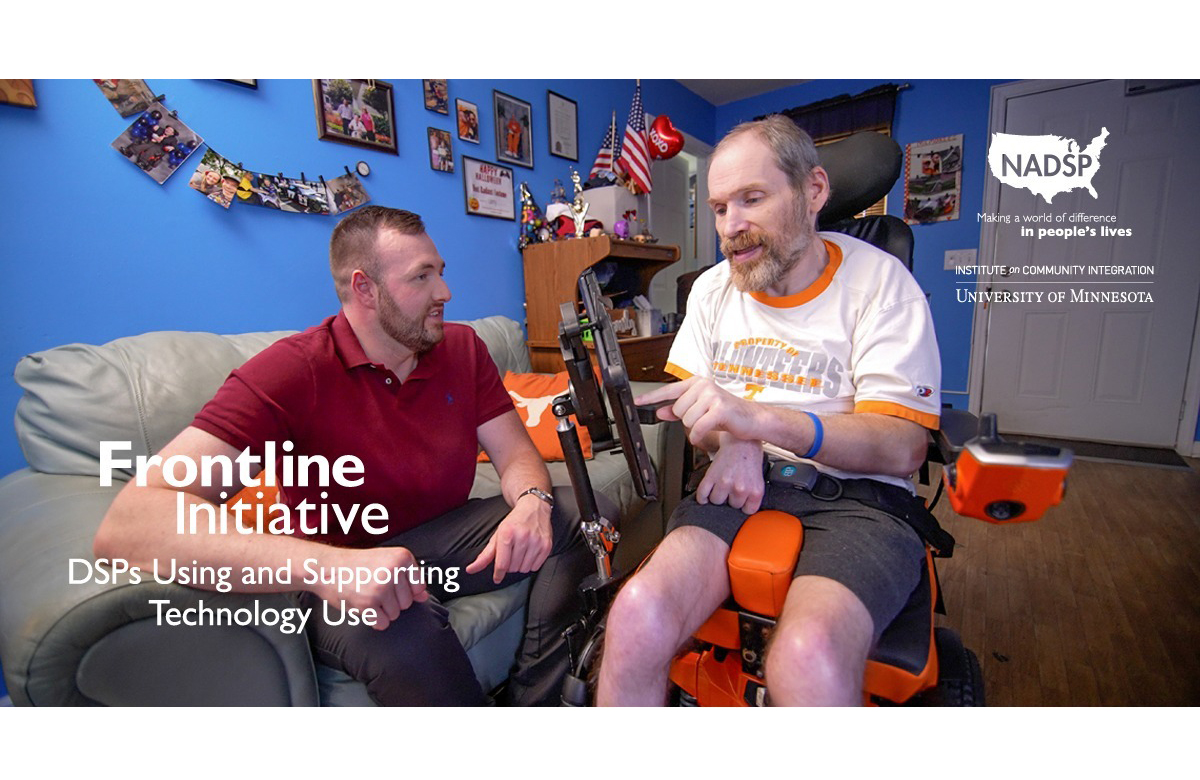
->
619;335;676;382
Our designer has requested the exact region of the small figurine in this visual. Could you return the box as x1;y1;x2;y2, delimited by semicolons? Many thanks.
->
631;214;658;243
518;182;548;250
567;169;590;239
614;209;637;240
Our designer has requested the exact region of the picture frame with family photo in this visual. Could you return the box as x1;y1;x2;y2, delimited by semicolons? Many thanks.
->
313;79;397;155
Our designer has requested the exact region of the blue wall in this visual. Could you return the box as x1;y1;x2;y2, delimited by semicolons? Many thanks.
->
0;79;715;478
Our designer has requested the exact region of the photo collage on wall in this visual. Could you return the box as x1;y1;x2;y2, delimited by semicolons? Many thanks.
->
96;80;374;216
191;149;371;216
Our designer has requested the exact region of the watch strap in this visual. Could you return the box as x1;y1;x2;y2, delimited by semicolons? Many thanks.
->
517;487;554;508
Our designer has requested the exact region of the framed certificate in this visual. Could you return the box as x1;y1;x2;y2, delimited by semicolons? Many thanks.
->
462;156;515;220
547;90;578;161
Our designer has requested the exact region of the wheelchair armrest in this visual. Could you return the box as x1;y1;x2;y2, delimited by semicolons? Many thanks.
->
932;408;980;463
727;511;804;619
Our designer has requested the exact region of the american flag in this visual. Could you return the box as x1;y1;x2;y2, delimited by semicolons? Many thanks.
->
589;116;620;179
617;84;652;193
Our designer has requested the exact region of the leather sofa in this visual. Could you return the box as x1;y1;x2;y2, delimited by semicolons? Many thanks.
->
0;315;684;705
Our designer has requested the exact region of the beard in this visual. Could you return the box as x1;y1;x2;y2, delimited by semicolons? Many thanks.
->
375;289;443;354
722;205;816;293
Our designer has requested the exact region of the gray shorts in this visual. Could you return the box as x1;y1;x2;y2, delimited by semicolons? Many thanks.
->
666;481;926;642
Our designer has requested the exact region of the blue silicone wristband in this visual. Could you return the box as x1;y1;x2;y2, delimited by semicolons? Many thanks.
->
801;411;823;459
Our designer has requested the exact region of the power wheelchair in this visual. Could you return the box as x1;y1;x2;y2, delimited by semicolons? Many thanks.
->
553;131;1073;707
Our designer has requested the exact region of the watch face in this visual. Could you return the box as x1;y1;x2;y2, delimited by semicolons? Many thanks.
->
356;160;370;176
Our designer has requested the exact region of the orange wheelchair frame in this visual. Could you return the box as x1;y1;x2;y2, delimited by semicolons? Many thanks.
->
666;414;1072;706
552;256;1072;707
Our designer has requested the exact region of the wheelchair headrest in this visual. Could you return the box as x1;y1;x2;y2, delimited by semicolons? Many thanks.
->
816;132;902;225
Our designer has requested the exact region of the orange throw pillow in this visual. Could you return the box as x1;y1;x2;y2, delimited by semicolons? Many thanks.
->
479;371;593;462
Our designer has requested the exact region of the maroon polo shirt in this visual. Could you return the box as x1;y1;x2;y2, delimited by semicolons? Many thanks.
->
192;312;513;547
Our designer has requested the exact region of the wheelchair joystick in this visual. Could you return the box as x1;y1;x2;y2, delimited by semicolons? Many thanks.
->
942;413;1073;524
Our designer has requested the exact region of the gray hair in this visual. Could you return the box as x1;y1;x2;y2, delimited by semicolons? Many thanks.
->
715;114;822;192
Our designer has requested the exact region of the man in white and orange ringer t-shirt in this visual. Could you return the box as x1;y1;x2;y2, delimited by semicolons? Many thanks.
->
598;115;942;707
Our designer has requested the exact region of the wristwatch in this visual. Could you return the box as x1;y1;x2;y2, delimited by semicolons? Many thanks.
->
517;487;555;508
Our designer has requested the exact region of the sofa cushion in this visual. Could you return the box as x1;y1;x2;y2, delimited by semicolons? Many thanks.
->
479;371;593;463
12;316;531;481
461;316;532;376
14;331;295;479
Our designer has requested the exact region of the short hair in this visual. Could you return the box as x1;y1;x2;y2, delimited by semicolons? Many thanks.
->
329;206;426;302
715;114;822;192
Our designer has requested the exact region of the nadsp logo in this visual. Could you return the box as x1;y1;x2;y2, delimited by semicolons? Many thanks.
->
986;128;1109;204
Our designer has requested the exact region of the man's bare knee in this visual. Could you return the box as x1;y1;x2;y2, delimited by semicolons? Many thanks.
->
597;526;732;705
766;622;845;688
605;576;680;661
765;577;873;706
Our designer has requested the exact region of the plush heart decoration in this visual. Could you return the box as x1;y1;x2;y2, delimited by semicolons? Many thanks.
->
648;115;684;160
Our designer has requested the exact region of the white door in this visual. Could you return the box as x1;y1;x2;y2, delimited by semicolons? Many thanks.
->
647;128;715;315
649;152;695;313
978;80;1200;446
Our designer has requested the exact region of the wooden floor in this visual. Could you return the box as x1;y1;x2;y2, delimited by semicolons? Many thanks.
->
929;456;1200;706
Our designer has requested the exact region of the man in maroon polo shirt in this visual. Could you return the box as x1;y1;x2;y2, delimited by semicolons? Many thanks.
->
95;206;593;705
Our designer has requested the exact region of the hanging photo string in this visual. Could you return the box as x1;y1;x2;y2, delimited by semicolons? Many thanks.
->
184;153;372;215
98;83;371;214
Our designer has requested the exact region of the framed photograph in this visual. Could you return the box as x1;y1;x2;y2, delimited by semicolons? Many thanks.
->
493;90;533;168
313;79;397;155
219;79;258;89
903;134;963;225
462;156;515;220
428;127;454;173
423;80;449;114
547;90;578;161
456;98;480;143
0;79;37;109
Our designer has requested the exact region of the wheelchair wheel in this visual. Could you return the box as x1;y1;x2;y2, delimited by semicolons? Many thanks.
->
560;622;606;707
913;628;985;706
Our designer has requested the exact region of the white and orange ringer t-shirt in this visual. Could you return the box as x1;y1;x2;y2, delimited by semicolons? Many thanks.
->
666;231;941;491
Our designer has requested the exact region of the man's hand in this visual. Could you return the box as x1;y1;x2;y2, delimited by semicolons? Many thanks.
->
636;376;763;445
466;495;553;584
698;436;765;514
313;546;429;632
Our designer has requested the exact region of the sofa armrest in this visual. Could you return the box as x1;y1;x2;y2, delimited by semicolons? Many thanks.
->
0;470;319;705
